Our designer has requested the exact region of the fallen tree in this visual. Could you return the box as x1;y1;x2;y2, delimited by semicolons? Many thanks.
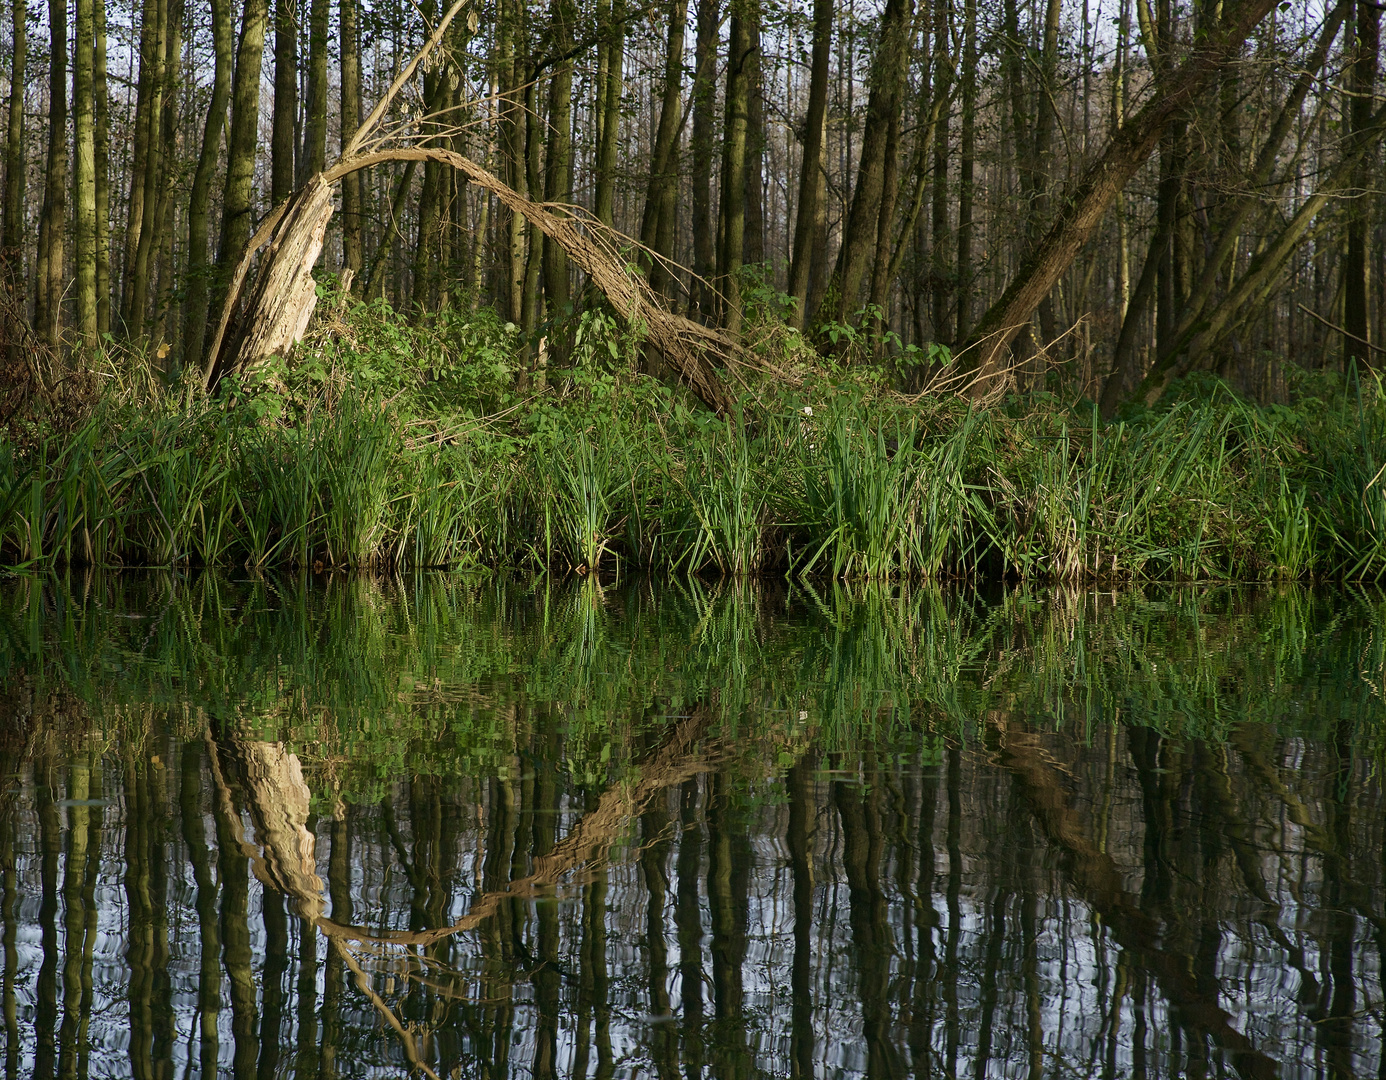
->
956;0;1282;397
200;0;738;414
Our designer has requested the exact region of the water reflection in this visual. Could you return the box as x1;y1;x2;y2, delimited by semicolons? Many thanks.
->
1;575;1385;1078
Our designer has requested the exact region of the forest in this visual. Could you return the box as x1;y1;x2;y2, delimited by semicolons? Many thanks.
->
0;0;1382;578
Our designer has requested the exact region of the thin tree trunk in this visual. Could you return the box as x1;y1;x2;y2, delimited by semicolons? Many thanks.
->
1;0;23;275
93;0;110;335
638;0;688;296
213;0;270;316
1343;0;1379;367
959;0;1281;392
690;0;719;319
300;0;329;180
716;1;752;334
183;0;233;371
271;0;298;206
35;0;67;346
817;0;912;334
930;0;953;342
120;0;160;326
126;0;171;338
742;0;765;270
786;0;831;328
955;0;977;342
74;0;98;347
340;0;363;282
542;0;576;352
593;0;624;228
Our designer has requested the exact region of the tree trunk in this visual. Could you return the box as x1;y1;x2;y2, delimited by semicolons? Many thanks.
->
958;0;1281;393
1;0;23;274
74;0;98;347
716;1;751;334
93;0;110;335
213;0;270;316
816;0;912;334
271;0;298;206
119;0;160;326
340;0;364;282
690;0;719;320
1343;0;1379;368
593;0;624;228
742;0;765;270
786;0;831;328
35;0;67;347
542;0;576;352
301;0;330;181
183;0;234;372
638;0;688;297
126;0;172;338
930;0;953;342
955;0;977;342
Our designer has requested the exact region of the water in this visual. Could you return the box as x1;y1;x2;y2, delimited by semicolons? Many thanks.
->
1;574;1385;1080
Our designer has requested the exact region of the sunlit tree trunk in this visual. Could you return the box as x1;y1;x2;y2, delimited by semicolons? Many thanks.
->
74;0;98;347
126;0;173;340
35;0;67;346
93;0;110;335
183;0;233;370
213;0;270;313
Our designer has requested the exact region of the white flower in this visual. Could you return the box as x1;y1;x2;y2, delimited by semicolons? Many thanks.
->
802;406;813;416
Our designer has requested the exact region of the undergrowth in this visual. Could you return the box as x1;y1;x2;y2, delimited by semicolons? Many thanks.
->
3;286;1384;581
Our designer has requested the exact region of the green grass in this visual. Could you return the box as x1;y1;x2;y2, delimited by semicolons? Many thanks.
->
4;293;1385;581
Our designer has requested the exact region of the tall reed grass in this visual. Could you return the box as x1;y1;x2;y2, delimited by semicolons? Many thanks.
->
4;302;1384;581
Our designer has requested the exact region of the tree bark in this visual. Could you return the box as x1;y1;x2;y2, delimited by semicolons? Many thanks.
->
542;0;576;351
716;0;752;334
593;0;624;228
638;0;688;297
74;0;98;347
786;0;831;328
958;0;1281;393
93;0;110;335
183;0;234;371
690;0;719;320
271;0;298;206
955;0;978;342
126;0;173;338
213;0;270;318
34;0;67;346
301;0;330;181
816;0;912;335
1;0;23;275
1343;0;1379;368
340;0;364;281
119;0;161;326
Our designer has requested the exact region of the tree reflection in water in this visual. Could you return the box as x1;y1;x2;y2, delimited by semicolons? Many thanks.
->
1;575;1385;1079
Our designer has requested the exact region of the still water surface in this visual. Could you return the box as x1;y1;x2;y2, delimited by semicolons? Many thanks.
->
1;575;1385;1079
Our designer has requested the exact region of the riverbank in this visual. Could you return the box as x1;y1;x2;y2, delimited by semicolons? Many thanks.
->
3;295;1383;580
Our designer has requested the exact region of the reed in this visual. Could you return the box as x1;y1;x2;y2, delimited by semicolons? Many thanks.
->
4;300;1384;581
